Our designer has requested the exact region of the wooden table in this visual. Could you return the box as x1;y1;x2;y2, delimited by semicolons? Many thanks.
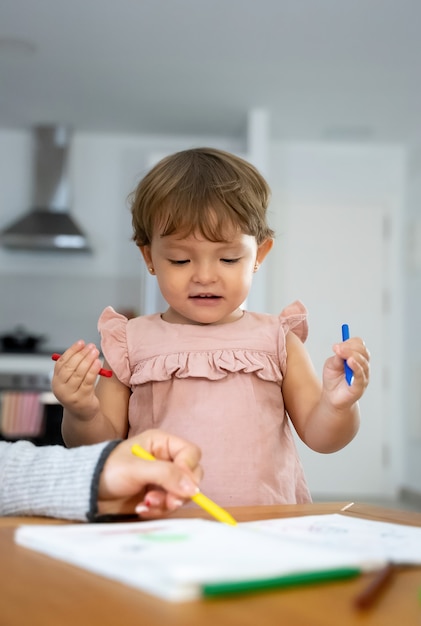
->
1;502;421;626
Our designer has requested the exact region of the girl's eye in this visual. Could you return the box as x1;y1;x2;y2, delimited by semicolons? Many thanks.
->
169;259;190;265
221;258;240;264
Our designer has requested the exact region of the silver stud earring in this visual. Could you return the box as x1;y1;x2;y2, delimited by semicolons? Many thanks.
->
254;263;259;272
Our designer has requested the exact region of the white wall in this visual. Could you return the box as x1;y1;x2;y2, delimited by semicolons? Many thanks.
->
404;146;421;494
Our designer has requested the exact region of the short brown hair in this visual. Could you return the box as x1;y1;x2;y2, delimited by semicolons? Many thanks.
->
129;147;274;246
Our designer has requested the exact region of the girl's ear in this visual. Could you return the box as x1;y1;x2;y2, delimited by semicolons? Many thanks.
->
139;245;152;266
256;238;274;265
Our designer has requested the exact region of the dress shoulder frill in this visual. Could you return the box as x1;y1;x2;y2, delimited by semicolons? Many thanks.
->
277;300;308;374
98;302;308;387
98;306;132;385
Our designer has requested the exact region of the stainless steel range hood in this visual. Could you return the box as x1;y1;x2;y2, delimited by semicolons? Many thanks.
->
0;125;92;252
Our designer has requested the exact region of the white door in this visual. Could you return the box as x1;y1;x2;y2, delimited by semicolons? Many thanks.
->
280;203;393;498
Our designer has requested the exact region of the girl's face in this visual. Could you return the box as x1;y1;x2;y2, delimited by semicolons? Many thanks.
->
140;230;272;325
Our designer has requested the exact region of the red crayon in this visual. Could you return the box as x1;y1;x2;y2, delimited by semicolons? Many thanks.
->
51;353;113;378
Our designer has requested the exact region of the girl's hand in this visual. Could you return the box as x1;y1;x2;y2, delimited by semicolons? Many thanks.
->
51;340;103;421
322;336;370;408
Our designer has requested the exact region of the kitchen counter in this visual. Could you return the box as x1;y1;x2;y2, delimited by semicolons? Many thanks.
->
0;352;55;375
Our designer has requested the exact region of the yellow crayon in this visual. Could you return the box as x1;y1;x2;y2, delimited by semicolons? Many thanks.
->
131;444;237;526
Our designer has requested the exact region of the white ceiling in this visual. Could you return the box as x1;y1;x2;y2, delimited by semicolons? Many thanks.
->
1;0;421;143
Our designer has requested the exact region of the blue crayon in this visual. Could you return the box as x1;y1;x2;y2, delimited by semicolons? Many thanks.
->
341;324;354;385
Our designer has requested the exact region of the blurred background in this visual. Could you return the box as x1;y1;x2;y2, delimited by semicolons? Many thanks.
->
0;0;420;507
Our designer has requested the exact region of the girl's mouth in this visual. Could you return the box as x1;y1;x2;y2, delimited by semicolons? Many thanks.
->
190;294;220;299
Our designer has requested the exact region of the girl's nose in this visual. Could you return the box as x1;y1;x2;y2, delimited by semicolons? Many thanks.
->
191;262;217;284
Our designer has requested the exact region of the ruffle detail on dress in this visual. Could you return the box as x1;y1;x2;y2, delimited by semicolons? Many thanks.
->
98;306;132;385
277;300;308;374
129;348;283;385
98;301;308;387
279;300;308;342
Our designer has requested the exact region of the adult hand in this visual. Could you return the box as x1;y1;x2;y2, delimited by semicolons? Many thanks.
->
97;429;203;518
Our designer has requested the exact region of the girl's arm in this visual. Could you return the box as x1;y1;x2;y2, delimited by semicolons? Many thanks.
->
282;331;369;453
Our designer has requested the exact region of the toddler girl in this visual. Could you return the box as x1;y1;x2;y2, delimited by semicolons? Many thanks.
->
52;147;370;507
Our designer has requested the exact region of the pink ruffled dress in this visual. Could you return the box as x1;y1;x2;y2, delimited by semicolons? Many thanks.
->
98;301;312;506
